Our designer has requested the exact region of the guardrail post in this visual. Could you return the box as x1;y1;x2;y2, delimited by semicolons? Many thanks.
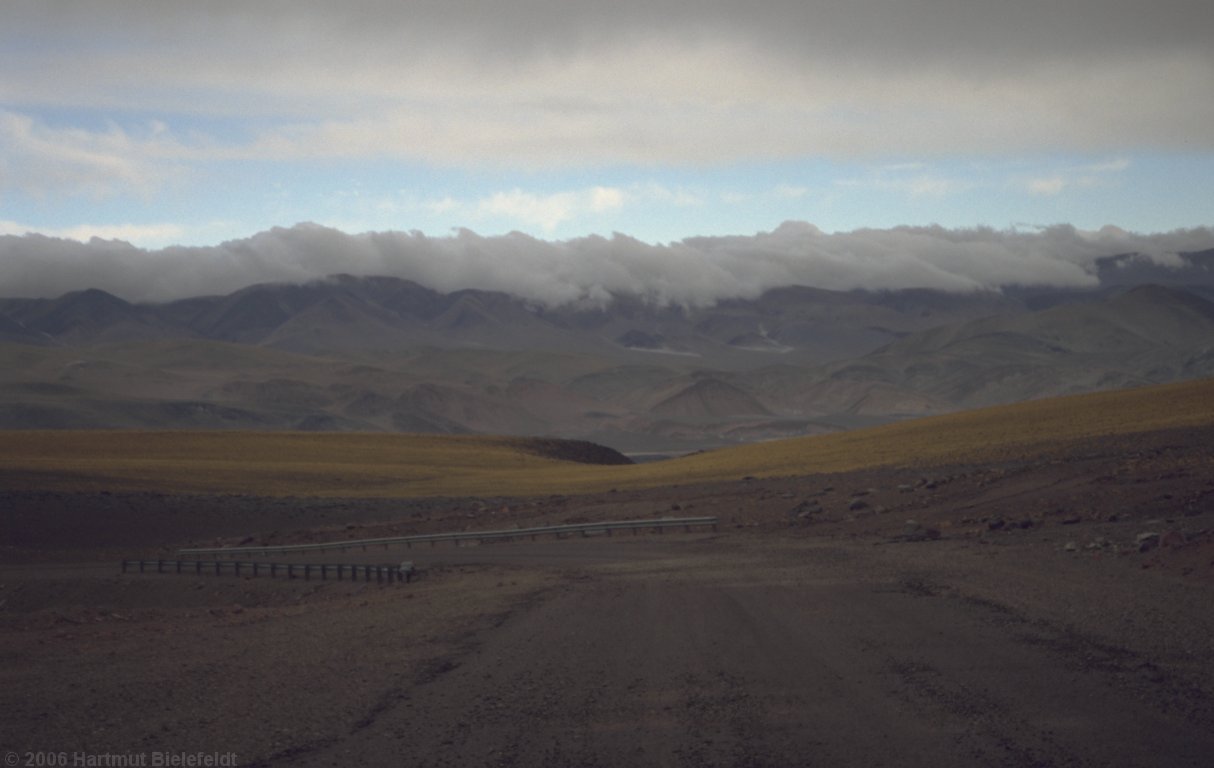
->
305;564;311;581
234;561;241;577
252;562;259;578
214;561;221;576
270;563;278;578
195;561;202;575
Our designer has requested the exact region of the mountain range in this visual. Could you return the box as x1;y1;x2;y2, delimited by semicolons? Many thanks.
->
2;249;1213;455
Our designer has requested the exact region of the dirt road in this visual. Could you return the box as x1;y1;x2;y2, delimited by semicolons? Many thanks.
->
260;537;1214;768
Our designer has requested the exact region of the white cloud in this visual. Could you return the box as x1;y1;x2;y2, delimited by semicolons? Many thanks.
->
836;167;973;199
475;186;626;232
773;184;809;199
1028;177;1067;196
0;220;186;248
0;110;189;200
3;221;1211;306
1086;157;1131;173
1022;156;1130;196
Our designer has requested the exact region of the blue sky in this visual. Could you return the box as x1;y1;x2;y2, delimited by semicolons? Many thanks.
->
1;1;1212;251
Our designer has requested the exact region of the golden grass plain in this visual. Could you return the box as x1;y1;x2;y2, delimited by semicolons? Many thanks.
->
2;377;1213;498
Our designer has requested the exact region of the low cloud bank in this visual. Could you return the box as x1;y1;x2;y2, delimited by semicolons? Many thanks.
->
1;222;1211;307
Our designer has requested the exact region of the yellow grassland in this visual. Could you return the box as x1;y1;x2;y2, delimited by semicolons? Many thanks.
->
2;378;1212;498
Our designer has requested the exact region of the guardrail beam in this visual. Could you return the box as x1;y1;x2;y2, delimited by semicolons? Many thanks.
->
177;517;717;558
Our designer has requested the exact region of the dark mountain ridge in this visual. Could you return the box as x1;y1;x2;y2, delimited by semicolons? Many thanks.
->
3;269;1214;453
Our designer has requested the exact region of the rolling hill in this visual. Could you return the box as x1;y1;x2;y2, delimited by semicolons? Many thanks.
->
2;377;1211;497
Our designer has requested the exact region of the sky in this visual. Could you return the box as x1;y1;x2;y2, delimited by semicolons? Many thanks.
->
1;1;1213;301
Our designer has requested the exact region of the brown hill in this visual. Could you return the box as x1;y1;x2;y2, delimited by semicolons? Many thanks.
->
650;377;770;420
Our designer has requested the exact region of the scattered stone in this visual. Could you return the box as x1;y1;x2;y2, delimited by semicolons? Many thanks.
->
900;521;941;542
1064;541;1078;552
1160;530;1186;548
788;499;821;522
1060;515;1082;525
848;499;870;512
1136;532;1161;552
897;484;915;493
987;518;1006;531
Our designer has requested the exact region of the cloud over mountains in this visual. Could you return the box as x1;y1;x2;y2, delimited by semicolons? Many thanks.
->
3;1;1211;179
2;222;1211;307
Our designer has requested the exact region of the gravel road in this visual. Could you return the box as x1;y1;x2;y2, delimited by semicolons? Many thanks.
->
268;537;1214;768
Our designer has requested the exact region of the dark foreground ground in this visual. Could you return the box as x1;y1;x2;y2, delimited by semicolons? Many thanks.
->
2;426;1214;767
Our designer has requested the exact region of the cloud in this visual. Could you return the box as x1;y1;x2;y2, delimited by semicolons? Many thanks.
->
474;186;625;232
0;111;189;199
1022;156;1130;196
773;184;809;199
836;167;974;198
1028;177;1067;196
0;220;186;248
2;221;1211;307
1;2;1210;179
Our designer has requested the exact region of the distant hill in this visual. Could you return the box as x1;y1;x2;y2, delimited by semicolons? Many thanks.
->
3;377;1211;497
2;272;1214;453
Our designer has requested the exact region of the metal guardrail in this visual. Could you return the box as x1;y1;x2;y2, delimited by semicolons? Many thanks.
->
178;516;718;558
121;559;415;583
